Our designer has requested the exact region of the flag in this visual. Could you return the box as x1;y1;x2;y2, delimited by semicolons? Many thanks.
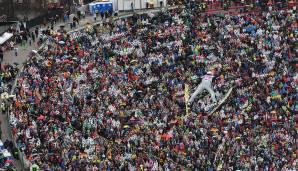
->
184;84;190;117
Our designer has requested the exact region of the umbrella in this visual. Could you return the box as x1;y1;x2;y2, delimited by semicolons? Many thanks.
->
62;55;70;59
37;115;45;120
211;127;218;132
130;60;138;64
270;110;277;114
59;41;65;45
170;119;178;124
63;59;72;63
1;92;9;99
161;134;173;141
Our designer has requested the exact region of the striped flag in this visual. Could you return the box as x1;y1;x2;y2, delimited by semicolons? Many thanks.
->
184;84;190;116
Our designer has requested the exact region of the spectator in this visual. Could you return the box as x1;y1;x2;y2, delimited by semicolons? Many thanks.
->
8;4;297;170
131;2;134;12
14;47;18;57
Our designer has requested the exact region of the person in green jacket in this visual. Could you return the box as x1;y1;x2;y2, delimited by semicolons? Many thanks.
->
31;163;40;171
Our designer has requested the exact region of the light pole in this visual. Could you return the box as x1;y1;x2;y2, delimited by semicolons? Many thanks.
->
113;0;118;11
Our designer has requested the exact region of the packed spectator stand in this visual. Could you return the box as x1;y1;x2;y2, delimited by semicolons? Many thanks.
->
1;0;298;170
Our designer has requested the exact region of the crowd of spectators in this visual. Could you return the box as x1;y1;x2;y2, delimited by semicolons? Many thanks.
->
8;2;298;171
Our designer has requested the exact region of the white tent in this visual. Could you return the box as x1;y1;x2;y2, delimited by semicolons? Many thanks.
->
115;0;166;11
0;32;13;45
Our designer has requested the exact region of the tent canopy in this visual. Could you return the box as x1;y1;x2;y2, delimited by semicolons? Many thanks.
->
0;32;13;45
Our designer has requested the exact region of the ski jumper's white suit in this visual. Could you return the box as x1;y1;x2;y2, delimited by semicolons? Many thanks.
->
189;73;217;104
